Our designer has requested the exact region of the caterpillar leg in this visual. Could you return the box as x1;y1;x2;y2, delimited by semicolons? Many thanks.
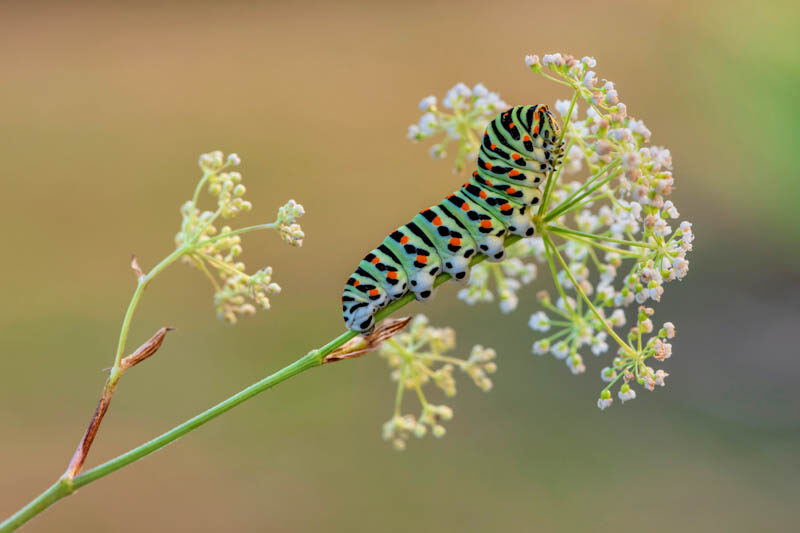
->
342;290;377;334
341;267;391;334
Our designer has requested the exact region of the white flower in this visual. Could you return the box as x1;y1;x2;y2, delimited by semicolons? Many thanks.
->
418;96;436;111
583;70;597;89
532;339;550;356
597;397;613;410
552;341;569;359
663;200;679;219
472;83;489;97
608;309;626;327
567;354;585;375
672;257;690;279
528;311;551;332
499;290;518;314
419;112;440;135
618;386;636;403
542;53;564;66
525;54;540;67
555;98;577;118
628;118;652;141
590;332;608;356
662;322;675;338
581;56;597;68
600;367;616;382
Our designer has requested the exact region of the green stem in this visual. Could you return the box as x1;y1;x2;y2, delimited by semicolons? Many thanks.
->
544;159;621;222
548;225;657;251
539;88;579;214
192;222;279;249
111;246;186;374
543;233;636;358
1;234;518;533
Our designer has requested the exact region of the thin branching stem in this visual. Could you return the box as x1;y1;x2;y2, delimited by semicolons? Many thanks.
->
0;232;517;533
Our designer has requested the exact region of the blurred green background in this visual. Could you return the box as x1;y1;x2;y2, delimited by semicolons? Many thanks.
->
1;1;798;531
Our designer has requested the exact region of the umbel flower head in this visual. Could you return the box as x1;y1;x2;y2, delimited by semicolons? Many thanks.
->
379;315;497;450
406;53;692;409
175;151;305;324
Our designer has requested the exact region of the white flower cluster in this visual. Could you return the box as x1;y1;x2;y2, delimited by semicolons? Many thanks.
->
408;54;693;410
176;151;305;324
378;315;497;450
276;199;305;247
408;82;508;172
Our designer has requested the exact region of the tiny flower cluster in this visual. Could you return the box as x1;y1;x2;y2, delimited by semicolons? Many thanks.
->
379;315;497;450
175;151;305;323
407;83;508;172
409;54;692;409
596;307;673;409
276;199;305;247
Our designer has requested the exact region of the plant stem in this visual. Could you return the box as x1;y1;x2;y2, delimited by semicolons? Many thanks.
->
543;233;636;357
547;225;658;251
1;235;518;533
192;222;279;248
111;247;186;372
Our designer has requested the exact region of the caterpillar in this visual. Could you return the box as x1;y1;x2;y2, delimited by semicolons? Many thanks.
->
342;105;564;334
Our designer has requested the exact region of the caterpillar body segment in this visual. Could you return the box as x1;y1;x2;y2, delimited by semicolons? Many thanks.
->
342;105;563;334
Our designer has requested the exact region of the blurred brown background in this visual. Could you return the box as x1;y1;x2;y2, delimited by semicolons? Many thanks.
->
1;1;798;531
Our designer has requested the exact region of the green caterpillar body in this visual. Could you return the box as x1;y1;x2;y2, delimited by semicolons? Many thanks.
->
343;105;563;334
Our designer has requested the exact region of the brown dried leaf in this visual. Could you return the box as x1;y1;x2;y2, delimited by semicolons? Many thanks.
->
130;255;144;280
120;327;173;371
323;317;411;364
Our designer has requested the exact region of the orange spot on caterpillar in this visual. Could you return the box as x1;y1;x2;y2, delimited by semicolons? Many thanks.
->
433;216;442;226
509;169;520;177
509;122;516;129
415;255;428;264
479;190;487;199
461;202;470;212
480;220;492;228
485;179;493;186
500;203;511;211
400;235;409;244
490;144;497;150
512;153;520;159
369;289;379;297
354;280;360;287
534;126;540;134
485;162;493;170
507;187;517;194
387;272;398;279
523;135;531;141
371;256;380;264
449;237;461;246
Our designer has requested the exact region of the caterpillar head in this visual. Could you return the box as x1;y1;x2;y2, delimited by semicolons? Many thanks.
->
529;104;565;172
536;105;561;142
